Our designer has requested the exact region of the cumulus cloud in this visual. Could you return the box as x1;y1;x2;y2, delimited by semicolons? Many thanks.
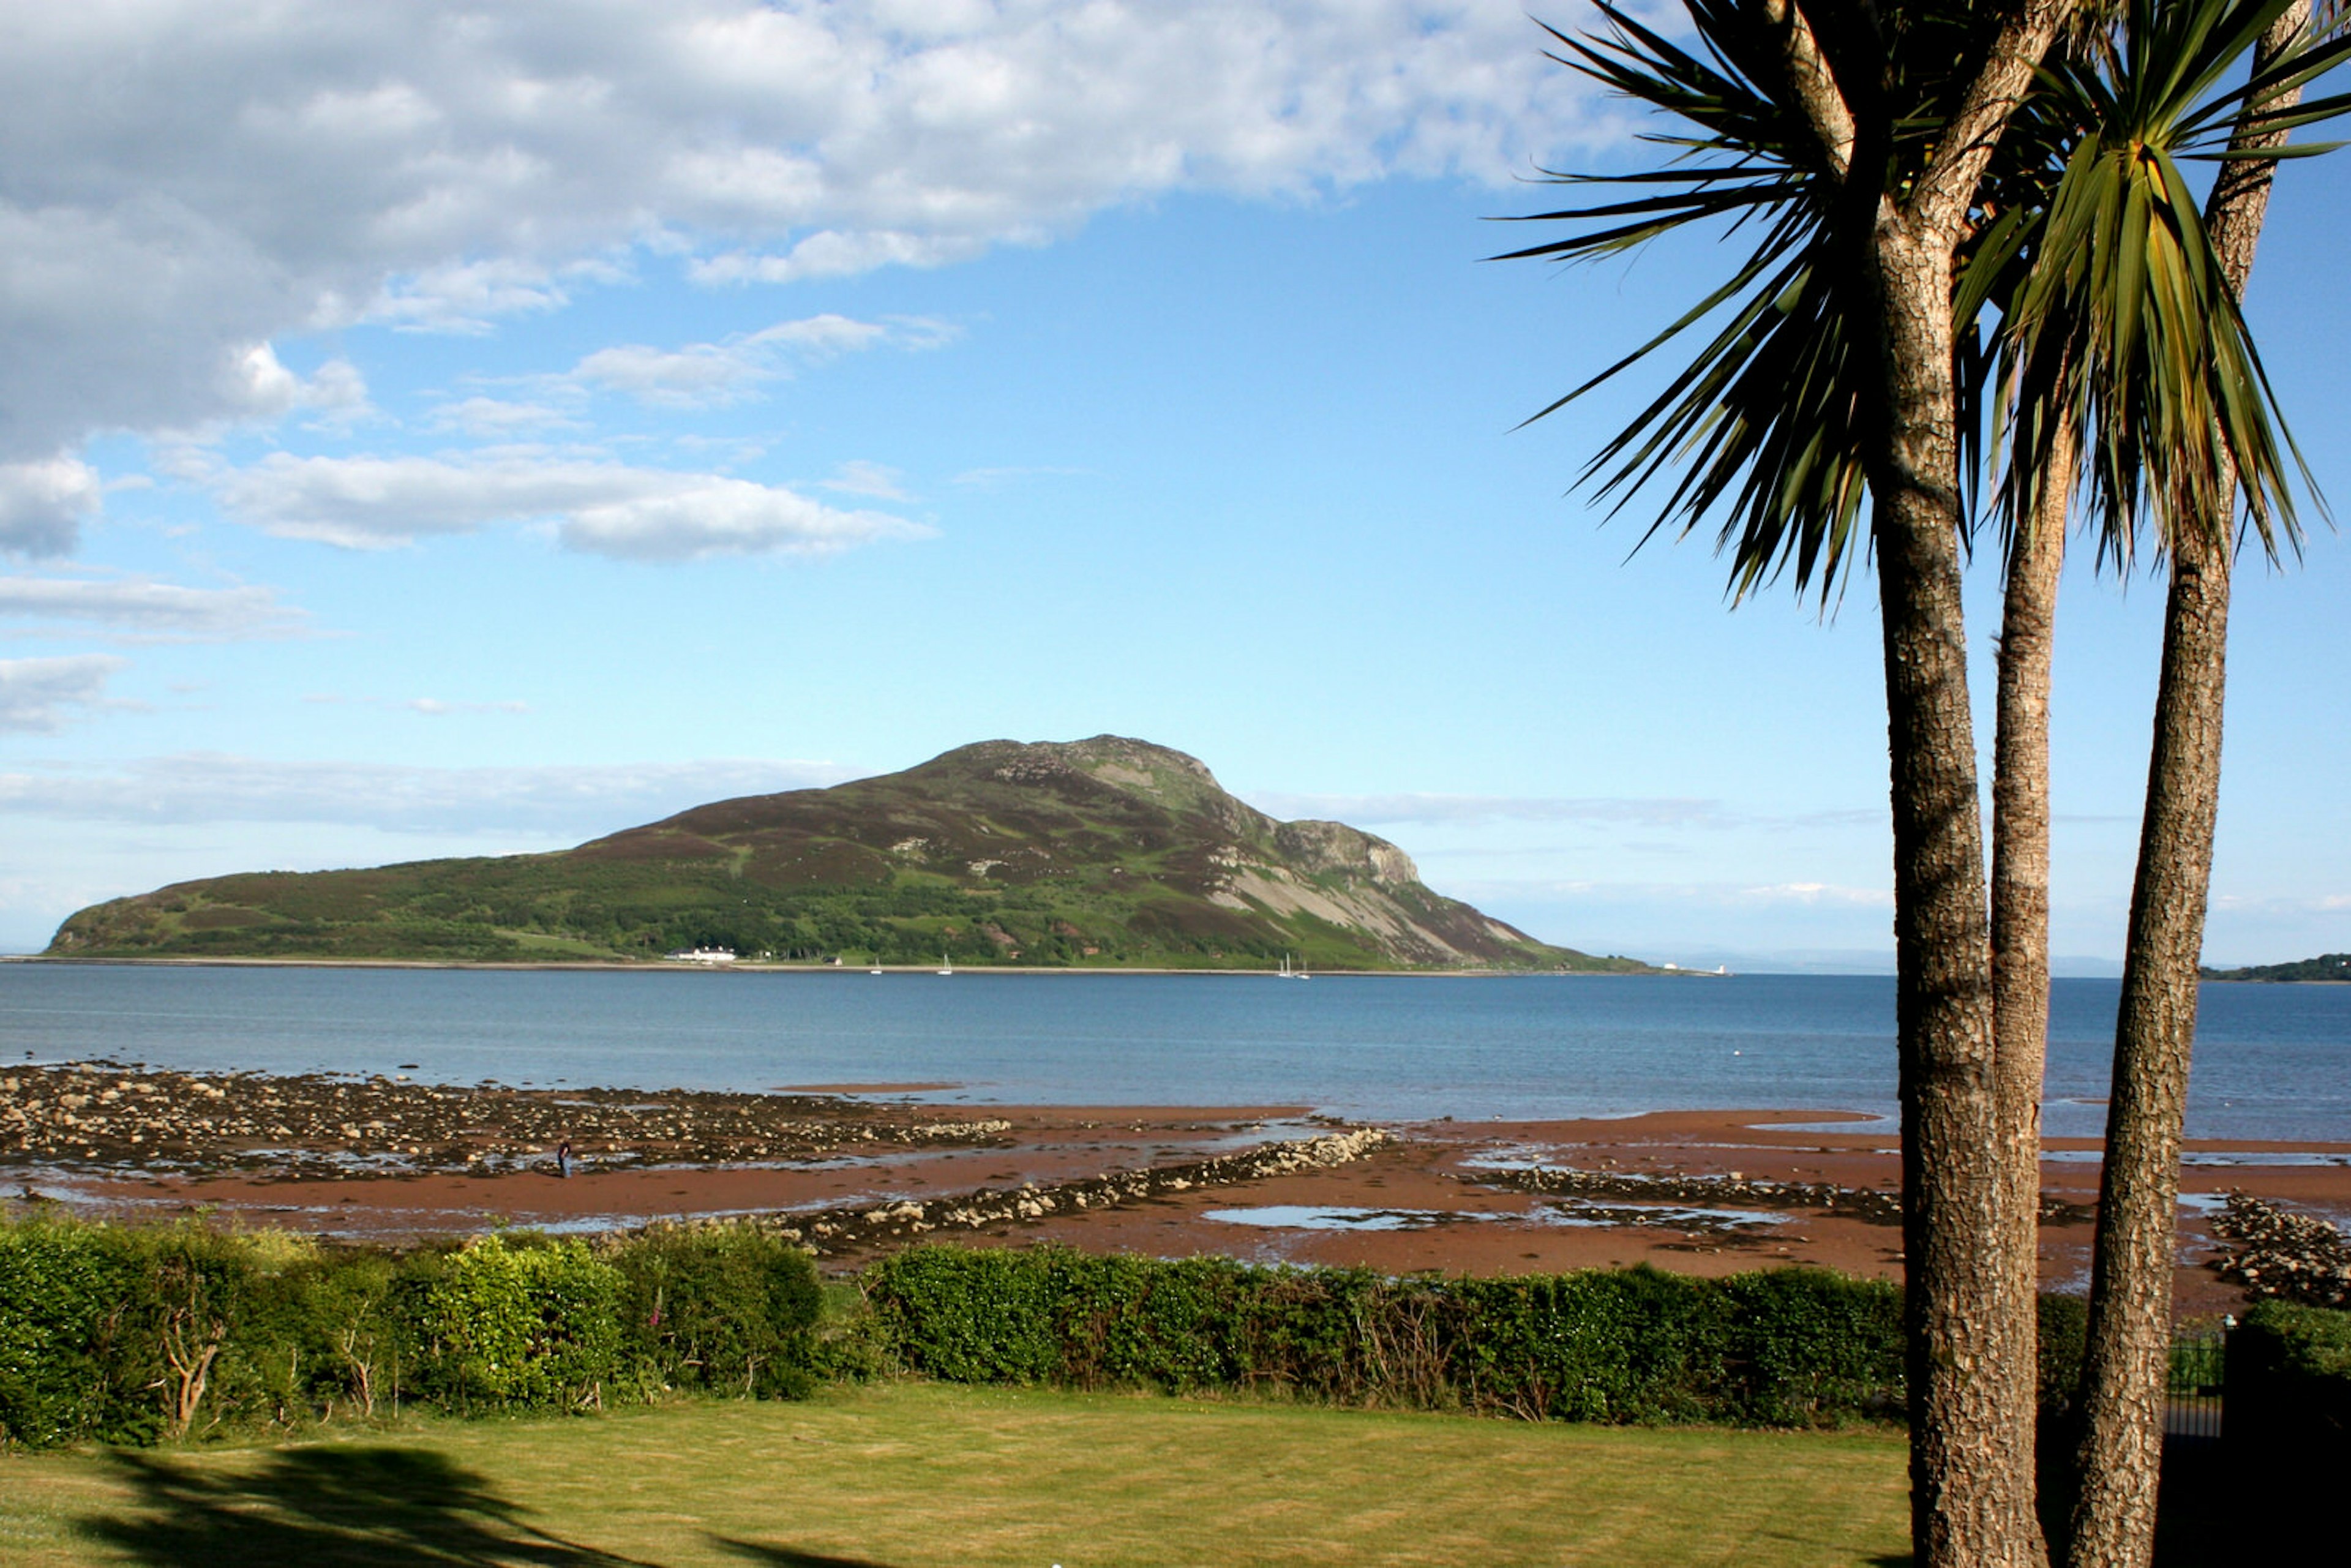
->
0;654;129;732
564;313;951;407
0;1;1607;460
203;451;932;559
0;575;308;640
0;458;104;558
0;752;852;835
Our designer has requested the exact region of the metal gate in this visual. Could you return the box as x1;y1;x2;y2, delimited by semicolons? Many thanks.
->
2164;1326;2227;1441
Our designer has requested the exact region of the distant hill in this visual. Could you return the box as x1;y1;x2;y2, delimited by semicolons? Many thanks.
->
45;735;1654;973
2200;953;2351;983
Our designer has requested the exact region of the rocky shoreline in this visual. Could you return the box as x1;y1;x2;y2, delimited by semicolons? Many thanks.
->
1464;1161;2098;1230
771;1127;1392;1259
2210;1192;2351;1308
0;1060;1013;1180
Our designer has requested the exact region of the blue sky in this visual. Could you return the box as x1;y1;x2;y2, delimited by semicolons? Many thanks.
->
3;1;2347;969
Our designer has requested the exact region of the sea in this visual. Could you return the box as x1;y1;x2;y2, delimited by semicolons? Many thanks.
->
1;963;2345;1146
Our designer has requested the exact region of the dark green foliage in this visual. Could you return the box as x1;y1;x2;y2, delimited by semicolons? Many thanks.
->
0;1219;822;1449
396;1236;624;1413
2229;1299;2351;1446
2224;1302;2351;1552
2200;951;2351;982
0;1219;149;1446
863;1245;1910;1427
2034;1291;2090;1425
607;1224;821;1398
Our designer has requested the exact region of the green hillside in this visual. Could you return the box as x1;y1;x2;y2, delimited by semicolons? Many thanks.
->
45;736;1652;973
2200;953;2351;983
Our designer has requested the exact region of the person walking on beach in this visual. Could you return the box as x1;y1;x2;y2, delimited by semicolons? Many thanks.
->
557;1139;573;1179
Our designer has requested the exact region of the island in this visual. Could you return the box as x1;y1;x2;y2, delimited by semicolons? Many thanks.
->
43;735;1658;973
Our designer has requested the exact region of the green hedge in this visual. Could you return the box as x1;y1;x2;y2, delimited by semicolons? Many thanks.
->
863;1245;1909;1426
2227;1299;2351;1455
0;1220;820;1447
2223;1301;2351;1555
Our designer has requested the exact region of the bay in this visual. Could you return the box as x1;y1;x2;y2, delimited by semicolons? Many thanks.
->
1;962;2345;1143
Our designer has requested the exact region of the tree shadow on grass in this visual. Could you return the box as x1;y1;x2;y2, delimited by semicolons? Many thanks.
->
87;1445;663;1567
710;1539;901;1568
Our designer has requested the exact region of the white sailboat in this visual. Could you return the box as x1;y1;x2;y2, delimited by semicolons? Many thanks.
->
937;951;953;976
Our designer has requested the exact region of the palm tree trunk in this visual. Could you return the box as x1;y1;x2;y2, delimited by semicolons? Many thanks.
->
2066;8;2306;1564
1992;408;2074;1555
1867;222;2043;1568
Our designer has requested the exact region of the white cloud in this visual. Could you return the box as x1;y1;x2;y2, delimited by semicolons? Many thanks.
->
0;575;307;640
558;475;930;561
951;465;1084;488
403;697;529;716
0;457;104;558
564;312;951;407
203;451;931;559
303;693;529;716
0;752;852;835
822;460;912;500
0;1;1607;461
1738;881;1894;907
426;397;583;437
0;653;129;732
1439;875;1893;910
1248;791;1730;829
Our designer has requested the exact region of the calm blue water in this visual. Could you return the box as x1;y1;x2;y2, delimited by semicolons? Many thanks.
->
0;964;2344;1143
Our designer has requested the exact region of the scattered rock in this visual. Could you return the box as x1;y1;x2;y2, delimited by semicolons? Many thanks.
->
2210;1192;2351;1307
0;1060;1013;1181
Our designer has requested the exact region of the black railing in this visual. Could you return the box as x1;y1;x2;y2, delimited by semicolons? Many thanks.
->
2164;1326;2228;1441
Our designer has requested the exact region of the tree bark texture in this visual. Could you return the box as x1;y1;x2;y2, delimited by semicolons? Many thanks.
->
1990;410;2074;1556
1837;5;2076;1559
1993;412;2072;1256
2066;9;2307;1566
1866;218;2044;1568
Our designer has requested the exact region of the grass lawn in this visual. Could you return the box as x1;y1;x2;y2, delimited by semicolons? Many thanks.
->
0;1382;1911;1567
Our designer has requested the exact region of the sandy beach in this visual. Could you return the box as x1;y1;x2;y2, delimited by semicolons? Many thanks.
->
10;1062;2345;1316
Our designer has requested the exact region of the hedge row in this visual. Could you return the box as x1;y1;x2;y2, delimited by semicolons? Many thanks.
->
2227;1298;2351;1458
863;1245;1914;1425
0;1219;819;1447
4;1220;2117;1449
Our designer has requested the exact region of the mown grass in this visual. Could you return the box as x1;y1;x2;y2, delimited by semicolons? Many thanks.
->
0;1382;1910;1567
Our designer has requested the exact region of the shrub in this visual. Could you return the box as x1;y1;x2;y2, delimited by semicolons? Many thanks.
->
0;1220;146;1446
396;1235;624;1412
861;1245;1910;1428
606;1224;820;1398
2224;1300;2351;1555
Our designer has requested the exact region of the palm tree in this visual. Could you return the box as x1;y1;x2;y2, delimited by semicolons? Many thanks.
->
1500;3;2344;1562
1501;5;2072;1560
2045;6;2344;1561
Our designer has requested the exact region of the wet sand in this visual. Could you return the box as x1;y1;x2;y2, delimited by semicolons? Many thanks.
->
13;1068;2347;1315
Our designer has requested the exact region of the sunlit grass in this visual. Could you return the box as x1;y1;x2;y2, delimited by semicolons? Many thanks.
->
0;1381;1910;1567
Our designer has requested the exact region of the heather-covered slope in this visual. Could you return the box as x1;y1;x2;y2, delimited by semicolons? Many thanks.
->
47;736;1651;972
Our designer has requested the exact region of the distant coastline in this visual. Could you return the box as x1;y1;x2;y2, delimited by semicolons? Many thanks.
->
2199;953;2351;985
